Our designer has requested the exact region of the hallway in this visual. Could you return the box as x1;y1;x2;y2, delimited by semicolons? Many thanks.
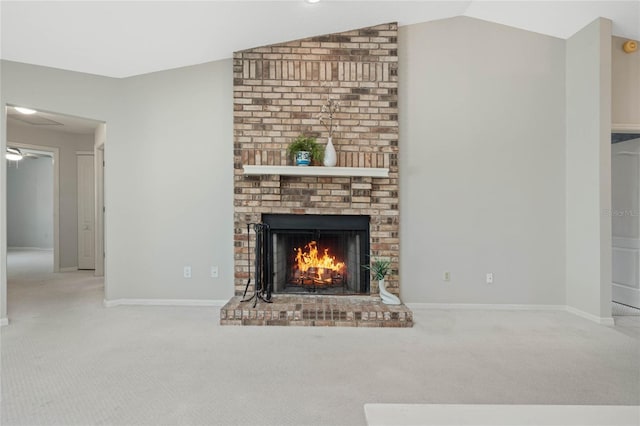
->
5;248;103;323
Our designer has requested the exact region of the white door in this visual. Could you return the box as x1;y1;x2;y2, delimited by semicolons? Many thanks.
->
77;154;95;270
612;139;640;309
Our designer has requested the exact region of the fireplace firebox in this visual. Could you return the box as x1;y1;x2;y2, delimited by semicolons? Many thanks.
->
262;214;370;295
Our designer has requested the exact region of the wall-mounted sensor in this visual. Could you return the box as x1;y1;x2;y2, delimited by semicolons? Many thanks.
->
623;40;638;53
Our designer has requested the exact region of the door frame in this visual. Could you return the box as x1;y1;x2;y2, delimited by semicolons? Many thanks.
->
94;143;105;277
8;142;60;272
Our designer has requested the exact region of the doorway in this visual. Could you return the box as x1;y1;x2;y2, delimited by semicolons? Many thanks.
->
611;135;640;310
3;105;105;324
7;143;60;271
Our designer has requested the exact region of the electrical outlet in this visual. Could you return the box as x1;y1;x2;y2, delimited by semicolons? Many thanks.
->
486;272;493;284
210;266;219;278
183;266;192;279
443;271;451;281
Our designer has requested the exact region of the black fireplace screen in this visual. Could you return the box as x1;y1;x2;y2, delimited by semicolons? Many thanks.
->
262;214;370;295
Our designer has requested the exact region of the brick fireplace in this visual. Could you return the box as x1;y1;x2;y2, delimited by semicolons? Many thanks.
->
262;214;371;295
232;23;401;311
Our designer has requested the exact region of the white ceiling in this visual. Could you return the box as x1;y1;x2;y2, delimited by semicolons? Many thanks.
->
6;106;102;135
1;1;639;79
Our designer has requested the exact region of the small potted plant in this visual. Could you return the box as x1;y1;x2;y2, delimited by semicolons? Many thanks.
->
364;258;401;305
287;135;324;166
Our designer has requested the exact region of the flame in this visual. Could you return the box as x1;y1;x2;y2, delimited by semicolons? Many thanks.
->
294;241;344;281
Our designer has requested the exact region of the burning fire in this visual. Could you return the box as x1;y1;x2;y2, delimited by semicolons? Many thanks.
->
294;241;344;283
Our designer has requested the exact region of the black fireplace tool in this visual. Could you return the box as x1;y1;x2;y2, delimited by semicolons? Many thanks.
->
241;222;272;307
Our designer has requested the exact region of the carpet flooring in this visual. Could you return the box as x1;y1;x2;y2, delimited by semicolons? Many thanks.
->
363;404;640;426
2;249;639;426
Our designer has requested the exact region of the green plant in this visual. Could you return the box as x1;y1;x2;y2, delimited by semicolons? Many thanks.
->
287;135;324;164
363;258;391;281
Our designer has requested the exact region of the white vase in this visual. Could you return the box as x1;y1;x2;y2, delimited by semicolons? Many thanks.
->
323;137;337;167
378;278;401;305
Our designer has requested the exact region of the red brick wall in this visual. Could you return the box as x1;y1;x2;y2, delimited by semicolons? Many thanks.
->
233;23;399;296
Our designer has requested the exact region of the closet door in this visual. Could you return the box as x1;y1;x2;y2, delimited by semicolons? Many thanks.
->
77;154;95;270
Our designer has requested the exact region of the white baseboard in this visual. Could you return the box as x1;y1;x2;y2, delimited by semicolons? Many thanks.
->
99;300;615;325
406;303;565;311
0;317;8;327
103;298;228;308
405;303;615;326
8;247;53;251
565;306;615;326
59;266;78;272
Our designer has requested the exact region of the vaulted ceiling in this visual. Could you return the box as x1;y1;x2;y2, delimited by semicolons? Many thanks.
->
1;1;639;78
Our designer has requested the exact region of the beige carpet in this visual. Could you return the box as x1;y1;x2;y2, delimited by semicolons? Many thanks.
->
364;404;640;426
2;249;639;426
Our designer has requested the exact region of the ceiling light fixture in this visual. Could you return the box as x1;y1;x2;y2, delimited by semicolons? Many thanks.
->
14;106;37;115
6;147;23;161
306;0;321;3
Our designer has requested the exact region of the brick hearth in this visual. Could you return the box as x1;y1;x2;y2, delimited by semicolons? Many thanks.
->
220;295;413;327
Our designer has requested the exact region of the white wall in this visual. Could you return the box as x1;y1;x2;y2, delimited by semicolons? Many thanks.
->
565;18;613;322
107;61;234;301
398;17;566;305
0;17;616;322
611;35;640;131
7;156;53;249
1;59;234;321
7;126;94;267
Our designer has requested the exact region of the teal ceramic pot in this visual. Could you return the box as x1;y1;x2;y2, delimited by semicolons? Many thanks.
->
295;151;311;166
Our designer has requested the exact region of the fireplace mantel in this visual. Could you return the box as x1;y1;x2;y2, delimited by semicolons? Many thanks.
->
243;165;389;178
